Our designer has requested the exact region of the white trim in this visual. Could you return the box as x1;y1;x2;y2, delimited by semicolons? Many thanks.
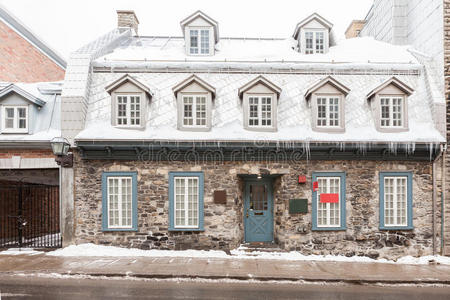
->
182;94;208;128
383;176;408;227
379;95;405;128
317;176;341;228
188;27;211;56
107;176;133;229
174;176;200;229
316;95;341;128
247;95;274;128
304;29;326;54
1;105;28;133
115;94;142;128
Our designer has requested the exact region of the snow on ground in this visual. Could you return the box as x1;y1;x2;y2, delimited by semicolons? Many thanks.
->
0;248;44;256
36;243;450;265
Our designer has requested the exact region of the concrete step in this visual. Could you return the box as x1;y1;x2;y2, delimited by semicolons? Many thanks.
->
238;242;286;253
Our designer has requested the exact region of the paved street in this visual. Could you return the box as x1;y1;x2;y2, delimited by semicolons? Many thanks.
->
0;274;450;300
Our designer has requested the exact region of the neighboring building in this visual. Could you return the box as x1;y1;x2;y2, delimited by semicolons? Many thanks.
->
0;4;66;248
360;0;448;256
345;20;366;38
0;4;66;82
61;10;445;259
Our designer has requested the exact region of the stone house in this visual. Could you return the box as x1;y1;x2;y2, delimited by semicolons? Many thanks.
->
61;9;446;259
360;0;449;255
0;4;66;248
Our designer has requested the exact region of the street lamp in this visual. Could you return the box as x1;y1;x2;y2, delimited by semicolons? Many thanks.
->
51;137;73;167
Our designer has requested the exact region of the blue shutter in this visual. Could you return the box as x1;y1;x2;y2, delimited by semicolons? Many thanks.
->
169;172;204;231
312;172;346;231
379;172;413;230
101;171;138;232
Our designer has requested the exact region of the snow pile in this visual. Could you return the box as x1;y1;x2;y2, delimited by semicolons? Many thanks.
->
42;243;450;265
0;248;43;256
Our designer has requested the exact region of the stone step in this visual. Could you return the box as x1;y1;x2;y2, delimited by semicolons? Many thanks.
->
238;242;286;253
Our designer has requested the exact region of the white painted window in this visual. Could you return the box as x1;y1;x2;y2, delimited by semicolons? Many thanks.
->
317;96;340;127
189;29;210;55
380;96;403;128
2;106;28;133
174;177;199;228
305;31;325;54
384;177;407;226
116;95;141;126
182;95;207;127
107;177;133;229
317;177;341;227
248;96;272;127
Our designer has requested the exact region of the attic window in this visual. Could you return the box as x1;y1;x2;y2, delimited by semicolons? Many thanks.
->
380;96;404;128
116;95;141;126
189;29;210;55
2;105;28;133
305;30;325;54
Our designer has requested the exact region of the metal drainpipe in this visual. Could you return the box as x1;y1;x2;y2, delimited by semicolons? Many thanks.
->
433;144;445;256
442;144;447;255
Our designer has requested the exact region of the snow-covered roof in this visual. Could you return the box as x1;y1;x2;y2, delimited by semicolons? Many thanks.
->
180;10;219;43
93;37;419;70
0;81;62;144
75;72;444;144
305;76;350;100
292;13;333;39
366;76;414;100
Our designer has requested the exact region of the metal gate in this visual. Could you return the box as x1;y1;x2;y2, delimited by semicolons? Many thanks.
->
0;184;61;248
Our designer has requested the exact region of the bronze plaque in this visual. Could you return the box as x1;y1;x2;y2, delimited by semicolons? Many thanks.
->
213;190;227;204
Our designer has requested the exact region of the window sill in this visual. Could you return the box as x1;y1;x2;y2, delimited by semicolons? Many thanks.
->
178;126;211;132
102;228;138;232
113;125;145;130
377;127;409;133
245;126;277;132
312;127;345;133
379;226;413;231
1;130;29;134
312;226;346;231
169;227;204;232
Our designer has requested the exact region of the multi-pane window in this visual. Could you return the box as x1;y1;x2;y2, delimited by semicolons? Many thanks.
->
380;97;403;127
305;31;325;54
317;177;341;227
107;177;132;228
116;95;141;126
189;29;210;55
248;96;272;127
182;95;207;127
174;177;199;228
317;96;340;127
2;106;28;132
383;176;407;227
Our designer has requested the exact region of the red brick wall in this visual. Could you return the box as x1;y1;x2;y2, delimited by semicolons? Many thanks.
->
0;20;65;83
0;149;54;159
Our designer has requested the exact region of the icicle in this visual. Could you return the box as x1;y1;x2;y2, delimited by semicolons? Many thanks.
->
429;142;434;161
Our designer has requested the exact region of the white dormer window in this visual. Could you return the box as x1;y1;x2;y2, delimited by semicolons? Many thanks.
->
182;95;207;127
305;30;325;54
248;96;273;127
2;105;28;133
189;29;210;55
317;96;340;127
116;95;141;126
380;96;404;128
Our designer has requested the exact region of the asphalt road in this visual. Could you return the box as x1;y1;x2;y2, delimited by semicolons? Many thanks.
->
0;274;450;300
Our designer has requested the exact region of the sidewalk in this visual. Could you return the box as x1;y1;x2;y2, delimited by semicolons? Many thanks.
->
0;253;450;284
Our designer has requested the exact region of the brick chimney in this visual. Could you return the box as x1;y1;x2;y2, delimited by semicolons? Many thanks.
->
117;10;139;34
345;20;366;39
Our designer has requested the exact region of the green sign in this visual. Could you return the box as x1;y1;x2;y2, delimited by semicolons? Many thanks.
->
289;198;308;214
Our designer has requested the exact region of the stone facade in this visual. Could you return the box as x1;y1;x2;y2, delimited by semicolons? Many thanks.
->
74;150;439;259
444;0;450;256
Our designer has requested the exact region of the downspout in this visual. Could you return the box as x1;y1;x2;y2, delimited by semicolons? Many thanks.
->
433;144;445;256
442;144;447;255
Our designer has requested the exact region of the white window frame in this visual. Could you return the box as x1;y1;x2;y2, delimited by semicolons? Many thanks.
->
174;176;200;229
182;94;208;128
316;95;341;127
106;176;133;229
188;28;210;55
317;176;341;228
379;95;404;128
383;176;408;227
304;30;326;54
247;95;273;128
1;105;28;133
115;94;142;127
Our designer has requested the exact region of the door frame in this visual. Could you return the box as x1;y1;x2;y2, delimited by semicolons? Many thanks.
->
243;177;274;243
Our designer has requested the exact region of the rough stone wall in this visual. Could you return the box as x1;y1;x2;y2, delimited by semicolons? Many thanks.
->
74;151;439;259
0;20;65;82
444;0;450;256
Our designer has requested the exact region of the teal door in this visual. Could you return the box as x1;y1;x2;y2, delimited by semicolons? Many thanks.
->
244;179;274;242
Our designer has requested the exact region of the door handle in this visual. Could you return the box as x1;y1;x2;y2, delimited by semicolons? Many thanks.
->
246;209;249;218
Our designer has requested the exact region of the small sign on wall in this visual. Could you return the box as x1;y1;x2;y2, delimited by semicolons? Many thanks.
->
320;193;339;203
289;198;308;214
213;190;227;204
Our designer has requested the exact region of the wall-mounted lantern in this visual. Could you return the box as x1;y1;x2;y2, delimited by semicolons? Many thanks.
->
51;137;73;168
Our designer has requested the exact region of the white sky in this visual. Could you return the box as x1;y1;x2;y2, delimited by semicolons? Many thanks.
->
0;0;373;59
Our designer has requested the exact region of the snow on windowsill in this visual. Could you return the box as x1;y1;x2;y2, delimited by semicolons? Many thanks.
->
2;243;448;266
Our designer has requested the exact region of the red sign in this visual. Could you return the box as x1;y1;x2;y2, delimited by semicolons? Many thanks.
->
320;193;339;203
298;175;306;184
313;181;318;192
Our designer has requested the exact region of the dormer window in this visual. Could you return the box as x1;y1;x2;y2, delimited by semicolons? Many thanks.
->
238;76;282;132
105;74;153;129
181;11;219;56
2;105;28;133
305;76;350;132
189;29;210;54
367;77;413;132
173;75;216;131
293;13;333;55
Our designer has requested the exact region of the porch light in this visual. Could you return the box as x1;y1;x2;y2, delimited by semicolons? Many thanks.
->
257;173;262;179
51;137;73;167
